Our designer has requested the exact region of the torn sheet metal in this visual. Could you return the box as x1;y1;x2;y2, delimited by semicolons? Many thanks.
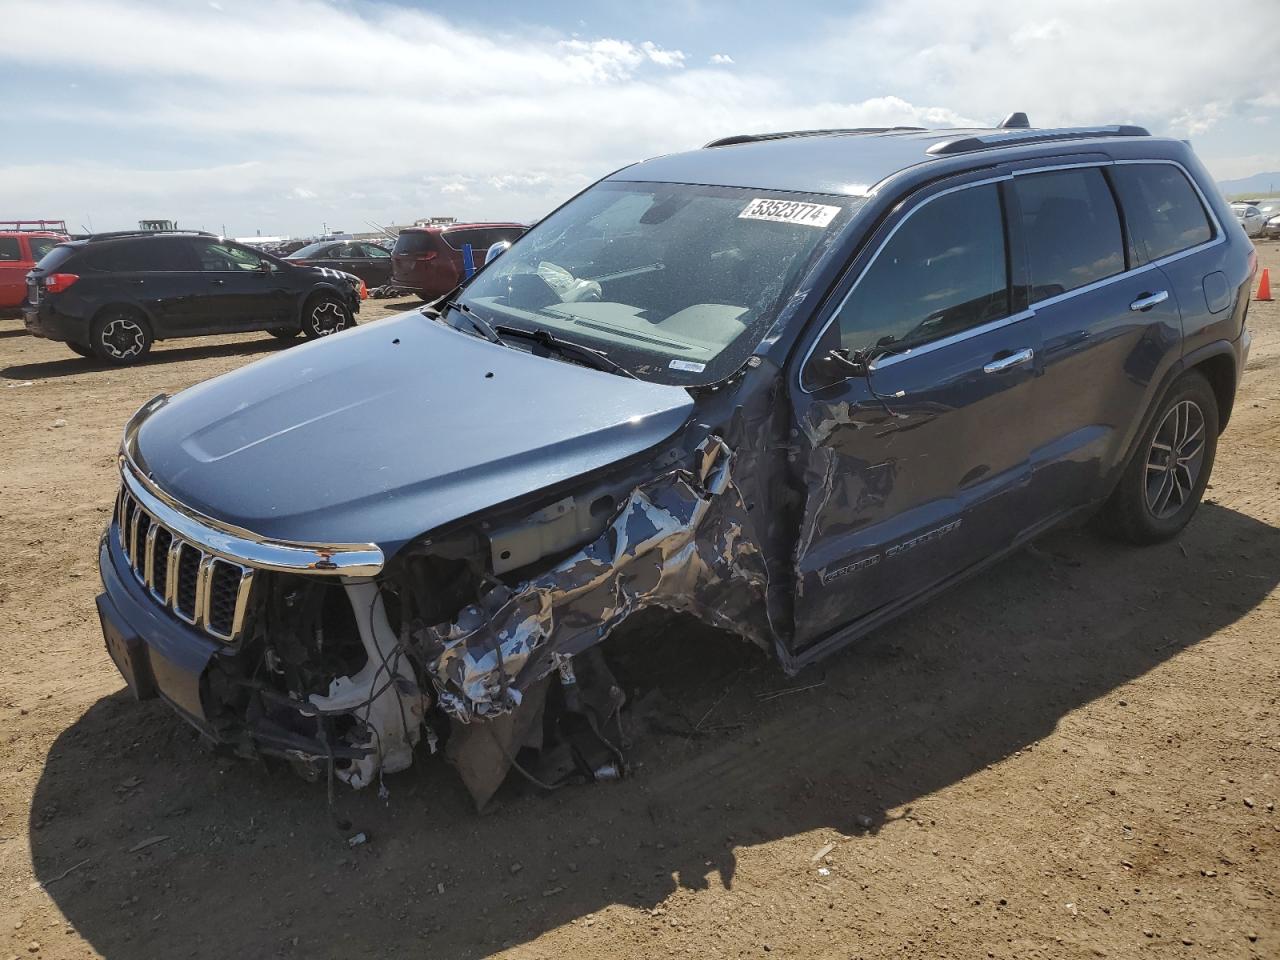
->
420;436;772;722
307;582;426;787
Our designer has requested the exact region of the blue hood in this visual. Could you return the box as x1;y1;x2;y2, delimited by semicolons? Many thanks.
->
131;312;695;555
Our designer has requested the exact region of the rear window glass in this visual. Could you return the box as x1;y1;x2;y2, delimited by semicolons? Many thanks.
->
393;231;438;255
442;229;484;252
84;240;151;272
1016;168;1125;301
1113;164;1213;263
34;245;77;271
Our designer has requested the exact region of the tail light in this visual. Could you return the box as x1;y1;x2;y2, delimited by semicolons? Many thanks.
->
44;273;80;294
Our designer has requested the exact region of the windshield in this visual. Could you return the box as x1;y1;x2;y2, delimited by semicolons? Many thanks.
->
459;180;858;384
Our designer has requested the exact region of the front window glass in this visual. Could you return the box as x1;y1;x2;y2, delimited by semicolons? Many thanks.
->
460;181;857;384
196;240;266;271
1016;168;1125;300
362;243;391;258
832;183;1009;355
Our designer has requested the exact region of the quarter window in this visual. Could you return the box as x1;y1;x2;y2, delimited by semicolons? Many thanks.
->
832;183;1010;353
1016;168;1125;300
1112;164;1213;263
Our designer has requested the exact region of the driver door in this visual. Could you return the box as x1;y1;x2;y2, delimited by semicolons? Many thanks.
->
191;239;292;330
788;175;1044;652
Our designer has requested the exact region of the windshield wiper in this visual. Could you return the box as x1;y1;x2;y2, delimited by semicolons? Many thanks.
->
495;325;638;379
441;299;505;345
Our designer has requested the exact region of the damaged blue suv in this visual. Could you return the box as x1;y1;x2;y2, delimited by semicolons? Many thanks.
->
98;119;1253;806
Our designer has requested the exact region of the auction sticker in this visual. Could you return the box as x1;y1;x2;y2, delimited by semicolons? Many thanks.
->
739;197;840;227
669;359;706;373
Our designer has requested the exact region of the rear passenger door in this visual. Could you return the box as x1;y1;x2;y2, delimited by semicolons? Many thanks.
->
1011;162;1185;515
788;174;1044;649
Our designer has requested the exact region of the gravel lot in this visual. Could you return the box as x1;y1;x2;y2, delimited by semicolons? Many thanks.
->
1;255;1277;959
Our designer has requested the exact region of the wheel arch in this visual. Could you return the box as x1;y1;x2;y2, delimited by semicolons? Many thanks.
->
1185;345;1236;435
91;301;156;336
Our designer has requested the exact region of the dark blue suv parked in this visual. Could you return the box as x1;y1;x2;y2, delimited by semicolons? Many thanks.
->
97;120;1253;805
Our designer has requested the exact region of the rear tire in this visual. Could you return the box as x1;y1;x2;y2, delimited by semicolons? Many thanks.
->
89;309;153;365
1100;370;1218;544
300;295;352;339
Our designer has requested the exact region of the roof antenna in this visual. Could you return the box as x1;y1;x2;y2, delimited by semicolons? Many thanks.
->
999;112;1031;129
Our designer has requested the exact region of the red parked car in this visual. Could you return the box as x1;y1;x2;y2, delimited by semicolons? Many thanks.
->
391;222;525;300
0;228;67;318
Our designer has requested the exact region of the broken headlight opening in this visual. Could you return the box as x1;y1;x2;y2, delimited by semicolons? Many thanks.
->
203;435;772;808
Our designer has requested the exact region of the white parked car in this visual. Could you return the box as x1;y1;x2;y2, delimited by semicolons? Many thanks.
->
1231;202;1267;237
1253;198;1280;238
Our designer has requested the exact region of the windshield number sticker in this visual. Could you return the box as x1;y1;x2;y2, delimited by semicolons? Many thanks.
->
739;198;840;228
669;359;706;373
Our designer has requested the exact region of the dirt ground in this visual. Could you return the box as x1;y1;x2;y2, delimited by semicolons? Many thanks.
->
1;248;1278;960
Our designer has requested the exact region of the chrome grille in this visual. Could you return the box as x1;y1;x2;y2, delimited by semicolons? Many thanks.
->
116;486;255;643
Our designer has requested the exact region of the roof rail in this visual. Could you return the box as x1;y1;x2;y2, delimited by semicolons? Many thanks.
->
704;126;926;148
926;125;1150;156
85;229;218;241
0;219;69;233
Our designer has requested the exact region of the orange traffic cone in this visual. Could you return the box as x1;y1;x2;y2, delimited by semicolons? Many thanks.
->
1259;268;1273;302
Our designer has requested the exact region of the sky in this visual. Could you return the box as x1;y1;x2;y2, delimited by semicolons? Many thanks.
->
2;0;1279;237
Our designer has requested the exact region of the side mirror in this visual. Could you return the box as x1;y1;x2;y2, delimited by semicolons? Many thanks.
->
806;347;869;389
483;240;511;265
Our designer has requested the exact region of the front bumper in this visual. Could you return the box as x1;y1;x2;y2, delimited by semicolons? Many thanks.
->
97;530;372;765
98;531;218;730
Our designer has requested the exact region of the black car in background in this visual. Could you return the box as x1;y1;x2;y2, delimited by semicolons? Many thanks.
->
286;239;394;287
24;230;363;363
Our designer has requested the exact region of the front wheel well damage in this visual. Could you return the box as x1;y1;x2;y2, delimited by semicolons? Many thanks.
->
200;433;775;806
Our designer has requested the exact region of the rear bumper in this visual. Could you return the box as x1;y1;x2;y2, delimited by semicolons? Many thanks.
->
23;301;81;342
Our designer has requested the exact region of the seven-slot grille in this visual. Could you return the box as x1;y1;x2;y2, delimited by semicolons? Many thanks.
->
116;486;255;642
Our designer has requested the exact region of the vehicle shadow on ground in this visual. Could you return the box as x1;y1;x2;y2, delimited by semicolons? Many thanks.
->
29;503;1280;958
0;327;31;339
0;336;295;381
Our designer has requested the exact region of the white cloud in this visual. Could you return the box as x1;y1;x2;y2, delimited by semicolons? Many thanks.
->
0;0;1276;233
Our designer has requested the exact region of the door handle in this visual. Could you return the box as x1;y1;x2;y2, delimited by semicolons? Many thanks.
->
209;278;226;285
983;347;1035;374
1129;290;1169;311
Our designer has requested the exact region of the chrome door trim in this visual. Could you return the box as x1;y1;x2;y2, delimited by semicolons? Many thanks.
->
871;311;1035;370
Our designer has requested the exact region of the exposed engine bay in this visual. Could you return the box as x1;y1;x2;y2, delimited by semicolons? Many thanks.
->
200;431;779;808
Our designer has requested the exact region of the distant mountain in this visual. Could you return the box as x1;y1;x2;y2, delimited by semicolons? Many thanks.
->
1217;172;1280;198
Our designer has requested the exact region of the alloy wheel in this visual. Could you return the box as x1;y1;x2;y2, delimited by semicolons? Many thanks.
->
100;317;147;360
308;301;346;336
1144;399;1206;520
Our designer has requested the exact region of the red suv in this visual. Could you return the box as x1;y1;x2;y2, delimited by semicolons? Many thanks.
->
1;230;67;317
391;222;525;300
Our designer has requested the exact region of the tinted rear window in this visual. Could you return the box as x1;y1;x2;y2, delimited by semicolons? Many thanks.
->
1016;168;1125;301
1113;164;1214;263
393;231;439;255
34;244;78;272
83;240;152;272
